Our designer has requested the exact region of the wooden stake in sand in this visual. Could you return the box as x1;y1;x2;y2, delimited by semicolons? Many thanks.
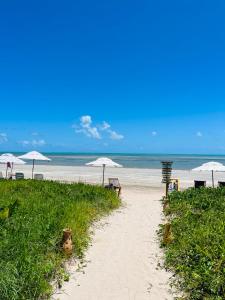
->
62;228;73;255
163;223;173;244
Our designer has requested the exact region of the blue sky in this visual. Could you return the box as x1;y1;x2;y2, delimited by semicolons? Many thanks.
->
0;0;225;153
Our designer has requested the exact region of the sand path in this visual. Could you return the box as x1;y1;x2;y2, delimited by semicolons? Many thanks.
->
54;187;173;300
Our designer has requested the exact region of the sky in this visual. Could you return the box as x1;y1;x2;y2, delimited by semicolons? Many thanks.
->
0;0;225;154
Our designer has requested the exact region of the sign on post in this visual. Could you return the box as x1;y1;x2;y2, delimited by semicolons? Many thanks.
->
161;161;173;198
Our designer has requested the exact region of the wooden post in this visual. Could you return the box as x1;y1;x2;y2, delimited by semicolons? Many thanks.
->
161;161;173;199
62;228;73;255
165;182;169;199
163;223;173;244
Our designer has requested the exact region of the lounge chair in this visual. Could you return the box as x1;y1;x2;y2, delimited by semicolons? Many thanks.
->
218;181;225;187
15;172;24;180
194;180;206;188
34;174;44;180
105;178;121;196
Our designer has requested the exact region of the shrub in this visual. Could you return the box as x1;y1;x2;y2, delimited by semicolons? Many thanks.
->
162;188;225;300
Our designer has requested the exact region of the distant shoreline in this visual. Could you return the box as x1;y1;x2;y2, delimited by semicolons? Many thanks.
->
1;152;225;170
1;151;225;156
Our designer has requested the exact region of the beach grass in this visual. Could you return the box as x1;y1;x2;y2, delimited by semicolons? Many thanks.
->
161;188;225;299
0;180;120;300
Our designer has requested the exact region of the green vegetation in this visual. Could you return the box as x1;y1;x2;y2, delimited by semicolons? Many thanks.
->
162;188;225;300
0;180;120;300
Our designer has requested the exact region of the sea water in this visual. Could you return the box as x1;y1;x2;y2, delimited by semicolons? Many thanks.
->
9;153;225;170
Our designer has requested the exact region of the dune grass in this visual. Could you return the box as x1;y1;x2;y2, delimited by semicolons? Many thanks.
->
0;180;120;300
162;188;225;300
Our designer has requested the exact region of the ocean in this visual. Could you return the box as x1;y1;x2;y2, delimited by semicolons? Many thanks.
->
8;153;225;170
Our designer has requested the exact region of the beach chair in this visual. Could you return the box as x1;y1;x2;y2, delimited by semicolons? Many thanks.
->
34;174;44;180
15;172;24;180
106;178;121;196
218;181;225;187
194;180;206;188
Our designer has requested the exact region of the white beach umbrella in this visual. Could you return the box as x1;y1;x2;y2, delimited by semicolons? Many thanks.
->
18;151;51;179
0;153;26;177
86;157;122;186
192;161;225;187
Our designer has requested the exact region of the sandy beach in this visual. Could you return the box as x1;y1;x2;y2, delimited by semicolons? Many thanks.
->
1;164;224;189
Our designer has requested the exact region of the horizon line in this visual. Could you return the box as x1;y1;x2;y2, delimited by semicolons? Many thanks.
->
1;151;225;157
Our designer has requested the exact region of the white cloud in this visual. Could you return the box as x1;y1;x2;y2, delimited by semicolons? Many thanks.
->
74;115;101;139
20;139;46;147
80;115;92;128
0;133;8;144
99;121;124;140
196;131;203;137
74;115;124;141
151;131;157;136
108;130;124;140
100;121;111;131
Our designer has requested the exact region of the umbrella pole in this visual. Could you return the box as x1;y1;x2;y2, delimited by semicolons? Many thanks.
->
212;170;214;188
5;164;8;179
102;164;106;186
32;159;35;179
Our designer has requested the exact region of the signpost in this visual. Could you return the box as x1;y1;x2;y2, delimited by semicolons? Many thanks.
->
161;161;173;199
